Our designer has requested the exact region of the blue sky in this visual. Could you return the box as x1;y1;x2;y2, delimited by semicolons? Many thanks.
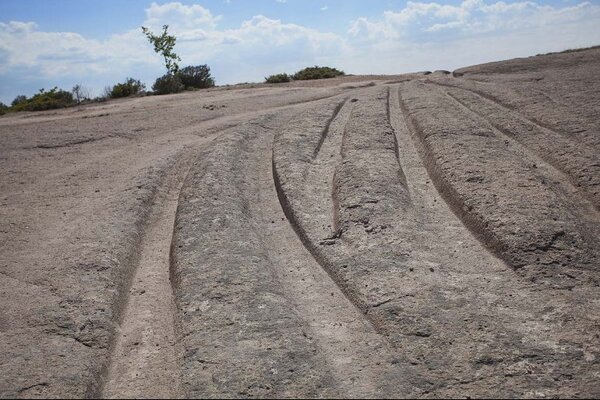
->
1;0;599;103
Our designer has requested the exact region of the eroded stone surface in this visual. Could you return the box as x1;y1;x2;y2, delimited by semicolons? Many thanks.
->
1;50;600;398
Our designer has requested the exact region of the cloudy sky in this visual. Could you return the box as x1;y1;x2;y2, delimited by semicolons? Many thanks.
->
1;0;599;103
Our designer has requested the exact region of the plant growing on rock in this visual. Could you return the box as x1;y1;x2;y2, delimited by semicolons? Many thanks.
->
142;25;181;75
11;95;27;107
109;78;145;98
178;65;215;89
152;73;185;95
265;73;291;84
11;88;75;111
142;26;216;95
293;66;345;80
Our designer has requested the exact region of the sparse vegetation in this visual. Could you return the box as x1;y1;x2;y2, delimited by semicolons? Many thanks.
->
142;27;215;95
0;102;7;115
99;86;113;101
72;84;91;103
537;45;600;56
11;95;27;107
10;87;75;112
292;66;345;80
110;78;145;98
265;73;291;84
151;65;216;95
264;66;345;83
152;73;185;95
142;25;181;75
178;65;215;89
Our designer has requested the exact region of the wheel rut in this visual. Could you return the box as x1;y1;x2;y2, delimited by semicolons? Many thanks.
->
387;83;600;397
247;113;413;397
101;150;198;399
389;84;504;263
395;83;519;263
307;98;355;236
431;82;600;211
429;80;579;145
439;86;600;218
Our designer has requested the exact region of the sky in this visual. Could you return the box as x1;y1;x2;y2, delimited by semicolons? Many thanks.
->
1;0;599;103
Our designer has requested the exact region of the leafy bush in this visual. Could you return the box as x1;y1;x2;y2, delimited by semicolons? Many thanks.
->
265;73;291;84
11;87;75;112
11;95;27;107
0;102;7;115
152;73;185;95
292;66;345;80
110;78;145;98
178;65;215;89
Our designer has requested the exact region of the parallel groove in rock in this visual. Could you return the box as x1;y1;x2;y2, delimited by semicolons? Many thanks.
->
398;81;600;275
102;152;197;399
430;80;589;146
434;83;600;210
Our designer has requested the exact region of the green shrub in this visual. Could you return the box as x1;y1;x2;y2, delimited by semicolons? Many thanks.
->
11;87;75;112
265;73;291;84
152;73;185;95
178;65;215;89
0;102;8;115
110;78;145;98
11;95;27;107
292;66;345;80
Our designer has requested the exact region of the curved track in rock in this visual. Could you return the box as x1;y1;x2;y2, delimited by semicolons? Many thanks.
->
429;81;600;209
2;48;600;399
398;79;600;279
102;149;200;399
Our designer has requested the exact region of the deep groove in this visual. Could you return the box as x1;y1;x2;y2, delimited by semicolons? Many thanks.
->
86;160;182;399
247;128;403;397
339;109;350;160
387;86;410;188
27;135;113;150
312;99;347;159
330;104;353;233
309;99;356;234
430;80;580;145
331;168;341;233
396;86;512;267
272;155;390;340
101;153;198;399
441;88;600;216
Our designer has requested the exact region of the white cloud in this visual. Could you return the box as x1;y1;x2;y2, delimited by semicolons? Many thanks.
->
144;2;221;35
0;21;155;77
342;0;600;74
321;6;329;11
0;0;599;102
349;0;600;38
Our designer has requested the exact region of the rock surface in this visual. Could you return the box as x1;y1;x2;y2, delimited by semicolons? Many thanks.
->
1;49;599;398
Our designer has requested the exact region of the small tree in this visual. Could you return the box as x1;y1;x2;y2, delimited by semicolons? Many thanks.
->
142;25;181;75
72;84;90;103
